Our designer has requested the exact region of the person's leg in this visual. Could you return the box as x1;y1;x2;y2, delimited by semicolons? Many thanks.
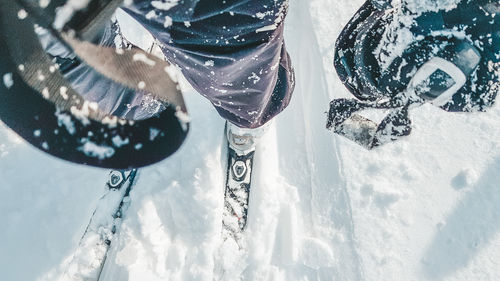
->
122;0;295;129
39;21;165;120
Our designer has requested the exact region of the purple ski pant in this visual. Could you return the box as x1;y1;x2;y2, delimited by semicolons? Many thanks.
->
78;0;295;129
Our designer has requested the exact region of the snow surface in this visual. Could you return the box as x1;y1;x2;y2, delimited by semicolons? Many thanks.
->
2;0;500;280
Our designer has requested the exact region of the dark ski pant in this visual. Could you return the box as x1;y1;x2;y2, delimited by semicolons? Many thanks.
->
54;0;295;129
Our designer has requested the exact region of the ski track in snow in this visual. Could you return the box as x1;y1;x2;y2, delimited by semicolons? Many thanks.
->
2;0;500;281
101;1;364;279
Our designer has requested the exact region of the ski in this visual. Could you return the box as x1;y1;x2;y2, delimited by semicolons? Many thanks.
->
222;145;255;242
64;169;138;281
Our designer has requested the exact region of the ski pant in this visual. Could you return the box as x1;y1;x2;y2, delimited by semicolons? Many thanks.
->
44;0;295;129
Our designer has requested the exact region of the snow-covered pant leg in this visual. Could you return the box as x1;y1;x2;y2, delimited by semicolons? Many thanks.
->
38;23;165;120
122;0;295;128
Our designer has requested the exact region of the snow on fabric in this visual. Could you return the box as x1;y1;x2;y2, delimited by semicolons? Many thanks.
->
78;142;116;160
401;0;462;14
53;0;93;29
375;0;463;70
2;0;500;281
3;72;13;89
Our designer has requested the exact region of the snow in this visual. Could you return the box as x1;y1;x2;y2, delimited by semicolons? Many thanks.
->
39;0;50;9
78;142;116;160
151;0;179;11
53;0;92;29
69;101;97;126
112;135;130;148
132;53;157;66
56;111;76;135
164;16;173;28
17;9;28;20
2;0;500;281
3;72;13;89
